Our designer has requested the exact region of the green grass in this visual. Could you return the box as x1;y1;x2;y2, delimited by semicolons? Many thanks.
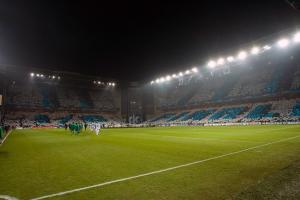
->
0;125;300;200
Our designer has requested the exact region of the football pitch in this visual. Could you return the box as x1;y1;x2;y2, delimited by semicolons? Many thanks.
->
1;125;300;200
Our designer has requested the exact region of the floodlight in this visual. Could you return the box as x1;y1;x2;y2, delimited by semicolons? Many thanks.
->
97;81;101;84
160;77;165;82
166;75;171;81
30;73;34;77
156;79;160;83
150;81;154;84
185;70;190;74
237;51;247;60
294;32;300;43
263;45;271;50
217;58;225;65
227;56;234;62
192;67;198;72
52;76;55;79
172;74;177;78
112;83;115;86
251;47;260;55
178;72;183;76
36;74;40;77
277;38;289;48
207;60;216;68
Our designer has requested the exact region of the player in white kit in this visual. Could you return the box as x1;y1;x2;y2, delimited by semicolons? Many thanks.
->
90;123;101;135
95;123;101;135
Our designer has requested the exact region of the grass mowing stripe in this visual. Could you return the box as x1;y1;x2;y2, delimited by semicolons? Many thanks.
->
30;134;300;200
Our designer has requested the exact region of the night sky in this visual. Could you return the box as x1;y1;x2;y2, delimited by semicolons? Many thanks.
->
0;1;299;81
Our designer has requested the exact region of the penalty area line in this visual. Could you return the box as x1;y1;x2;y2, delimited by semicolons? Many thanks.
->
31;134;300;200
0;130;12;147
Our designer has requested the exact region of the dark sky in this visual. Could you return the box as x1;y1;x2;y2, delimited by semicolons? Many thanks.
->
0;1;299;81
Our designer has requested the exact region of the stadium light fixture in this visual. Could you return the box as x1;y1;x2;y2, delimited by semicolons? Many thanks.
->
156;78;160;83
36;74;40;77
30;73;34;77
237;51;247;60
150;81;154;84
185;70;190;74
192;67;198;73
227;56;234;62
97;81;101;84
294;32;300;43
166;75;171;81
217;58;225;66
160;77;165;82
207;60;216;68
178;72;183;77
172;74;177;78
52;75;55;79
277;38;289;48
112;82;116;86
263;45;271;50
40;74;44;77
251;47;260;55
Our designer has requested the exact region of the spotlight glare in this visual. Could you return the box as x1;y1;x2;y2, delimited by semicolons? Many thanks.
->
97;81;101;84
150;81;154;84
112;82;115;86
251;46;260;55
30;73;34;77
237;51;247;60
160;77;165;82
178;72;183;76
156;78;160;83
166;75;171;81
227;56;234;62
172;74;177;78
192;67;198;73
294;32;300;43
277;38;289;48
58;76;61;80
41;74;44;77
207;60;216;68
185;70;190;74
52;76;55;79
36;74;40;77
217;58;225;65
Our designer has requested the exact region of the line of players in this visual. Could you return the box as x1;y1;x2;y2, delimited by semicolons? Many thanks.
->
64;122;102;135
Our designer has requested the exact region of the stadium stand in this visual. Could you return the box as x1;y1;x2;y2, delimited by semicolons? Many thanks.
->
291;101;300;116
168;112;189;121
290;66;300;91
151;113;176;122
246;104;272;119
2;51;300;128
182;109;215;121
82;115;107;123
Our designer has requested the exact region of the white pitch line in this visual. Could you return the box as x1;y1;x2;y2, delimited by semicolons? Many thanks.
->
160;135;257;143
0;130;12;146
31;134;300;200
